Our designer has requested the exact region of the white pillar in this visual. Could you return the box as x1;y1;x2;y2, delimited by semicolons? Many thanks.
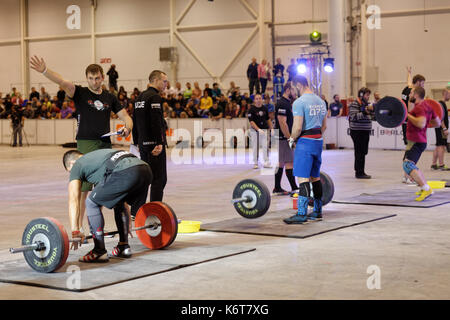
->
328;0;346;97
91;3;96;63
258;0;265;61
169;0;177;83
360;1;368;88
20;0;29;95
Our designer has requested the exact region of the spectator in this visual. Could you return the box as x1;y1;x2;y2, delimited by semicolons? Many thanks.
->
258;59;271;94
3;94;13;117
204;83;213;98
57;86;66;107
224;101;235;119
23;101;35;119
166;93;177;110
171;102;184;118
118;93;128;109
247;57;260;95
11;87;18;97
238;100;248;118
129;93;136;107
273;58;285;79
162;102;172;116
179;111;188;118
184;99;199;118
29;87;40;100
212;83;222;99
164;81;176;96
209;101;223;121
9;105;25;147
320;94;329;111
273;71;285;99
183;82;193;100
286;58;297;82
60;101;73;119
106;64;119;90
133;87;140;97
227;81;239;98
348;87;374;179
11;93;23;106
199;90;213;117
218;94;227;111
328;94;344;117
118;86;127;98
176;93;185;107
193;82;202;97
373;91;381;105
109;86;118;97
40;87;50;102
174;82;183;96
263;94;275;124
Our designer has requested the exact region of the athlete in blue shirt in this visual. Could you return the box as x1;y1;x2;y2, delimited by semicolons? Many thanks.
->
285;75;327;224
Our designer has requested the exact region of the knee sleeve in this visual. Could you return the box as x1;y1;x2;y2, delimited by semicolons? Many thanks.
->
298;182;311;198
85;197;102;218
114;202;129;243
312;180;322;200
403;160;418;175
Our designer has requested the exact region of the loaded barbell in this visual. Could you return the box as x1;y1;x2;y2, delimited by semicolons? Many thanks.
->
231;171;335;219
9;202;178;273
374;96;444;128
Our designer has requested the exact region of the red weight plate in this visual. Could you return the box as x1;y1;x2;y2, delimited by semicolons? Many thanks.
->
45;217;70;272
425;99;444;128
135;202;178;250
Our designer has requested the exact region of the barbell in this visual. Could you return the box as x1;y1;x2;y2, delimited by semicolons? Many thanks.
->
9;202;178;273
374;96;444;128
231;171;335;219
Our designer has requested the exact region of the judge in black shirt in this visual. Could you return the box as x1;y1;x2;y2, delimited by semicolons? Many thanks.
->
30;55;133;231
401;73;426;145
133;70;168;205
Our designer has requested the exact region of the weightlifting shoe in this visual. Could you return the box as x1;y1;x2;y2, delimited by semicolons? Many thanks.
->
283;214;308;224
110;243;132;258
272;188;290;196
431;164;439;170
307;211;323;221
438;165;450;171
415;188;434;202
79;249;109;263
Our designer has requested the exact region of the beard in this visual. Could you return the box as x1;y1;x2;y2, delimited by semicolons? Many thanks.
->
409;97;416;103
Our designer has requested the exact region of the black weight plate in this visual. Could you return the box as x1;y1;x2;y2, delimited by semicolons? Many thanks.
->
232;179;271;219
308;171;335;207
22;217;68;273
375;96;407;128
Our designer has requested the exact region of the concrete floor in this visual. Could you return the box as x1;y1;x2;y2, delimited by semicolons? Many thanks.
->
0;144;449;300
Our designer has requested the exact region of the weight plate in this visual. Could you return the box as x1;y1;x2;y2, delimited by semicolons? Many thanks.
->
425;99;444;128
375;96;407;128
135;202;178;250
21;217;69;273
232;179;271;219
308;171;335;207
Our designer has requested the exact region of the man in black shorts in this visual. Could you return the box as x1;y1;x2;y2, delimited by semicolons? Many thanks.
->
133;70;168;206
30;56;133;230
273;82;298;195
63;149;152;262
431;89;449;170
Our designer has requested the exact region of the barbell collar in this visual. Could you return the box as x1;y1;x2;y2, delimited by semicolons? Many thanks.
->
230;196;252;204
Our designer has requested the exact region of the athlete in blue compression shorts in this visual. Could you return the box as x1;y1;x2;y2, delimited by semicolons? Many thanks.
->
285;76;327;224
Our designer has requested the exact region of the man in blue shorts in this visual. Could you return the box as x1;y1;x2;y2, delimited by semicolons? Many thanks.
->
285;75;327;224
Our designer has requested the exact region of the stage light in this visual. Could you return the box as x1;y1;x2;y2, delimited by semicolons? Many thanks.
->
297;58;307;74
310;30;322;43
324;58;334;73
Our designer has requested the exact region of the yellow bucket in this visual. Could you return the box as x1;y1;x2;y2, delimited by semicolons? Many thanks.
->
178;220;202;233
428;181;446;189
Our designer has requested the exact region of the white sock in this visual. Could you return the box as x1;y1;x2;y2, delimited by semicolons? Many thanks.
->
421;184;430;191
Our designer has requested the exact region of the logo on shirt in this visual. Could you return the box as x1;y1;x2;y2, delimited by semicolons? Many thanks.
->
87;100;109;111
151;103;161;109
259;111;265;117
135;101;145;109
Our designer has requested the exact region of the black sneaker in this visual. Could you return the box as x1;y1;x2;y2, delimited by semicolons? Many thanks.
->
355;173;371;179
272;188;290;196
431;164;439;170
283;214;308;224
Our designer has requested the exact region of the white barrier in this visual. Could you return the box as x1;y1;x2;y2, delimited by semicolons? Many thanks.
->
0;117;448;150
